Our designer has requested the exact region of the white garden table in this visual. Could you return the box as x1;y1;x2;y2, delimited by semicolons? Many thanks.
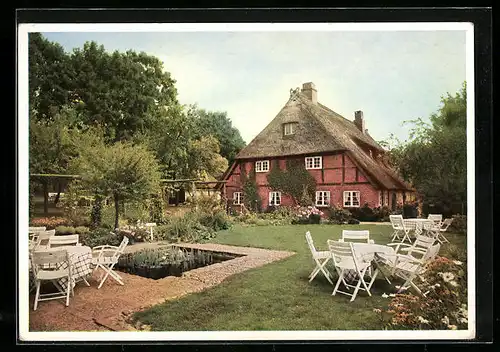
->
403;218;434;237
333;242;396;284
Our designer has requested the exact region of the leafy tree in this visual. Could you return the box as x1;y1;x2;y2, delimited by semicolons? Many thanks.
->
71;140;162;229
69;42;179;142
192;108;246;164
383;82;467;213
29;33;74;121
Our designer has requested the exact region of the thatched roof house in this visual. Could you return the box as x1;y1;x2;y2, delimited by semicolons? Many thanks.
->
222;82;414;211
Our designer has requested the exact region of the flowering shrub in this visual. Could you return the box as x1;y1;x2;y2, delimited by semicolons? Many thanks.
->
292;205;324;224
30;217;72;230
377;256;467;330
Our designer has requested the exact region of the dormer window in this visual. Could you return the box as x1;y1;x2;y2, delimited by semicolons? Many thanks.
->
283;122;297;136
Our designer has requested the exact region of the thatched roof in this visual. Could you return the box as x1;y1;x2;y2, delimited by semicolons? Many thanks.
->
234;86;412;191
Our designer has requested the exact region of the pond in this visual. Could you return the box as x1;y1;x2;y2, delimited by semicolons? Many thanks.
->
116;246;244;280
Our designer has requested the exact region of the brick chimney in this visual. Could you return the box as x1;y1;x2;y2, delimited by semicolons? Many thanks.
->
354;110;365;133
301;82;317;104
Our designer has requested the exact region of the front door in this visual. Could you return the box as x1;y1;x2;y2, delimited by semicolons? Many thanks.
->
391;192;397;211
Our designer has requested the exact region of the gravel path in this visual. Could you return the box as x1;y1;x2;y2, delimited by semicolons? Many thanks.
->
28;243;295;332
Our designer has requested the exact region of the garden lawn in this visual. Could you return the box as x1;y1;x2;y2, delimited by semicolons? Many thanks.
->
132;224;467;331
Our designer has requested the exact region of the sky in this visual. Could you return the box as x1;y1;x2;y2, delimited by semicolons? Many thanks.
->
41;29;467;145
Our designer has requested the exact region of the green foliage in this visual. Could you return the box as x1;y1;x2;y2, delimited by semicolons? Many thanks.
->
147;193;166;225
384;83;467;210
155;216;216;243
55;226;76;235
29;33;74;121
326;205;353;224
75;226;90;235
448;215;467;235
267;158;316;206
71;139;162;229
191;108;246;165
241;166;262;212
80;228;122;248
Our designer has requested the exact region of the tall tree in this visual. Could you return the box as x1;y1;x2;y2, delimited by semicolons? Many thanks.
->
192;108;246;164
383;82;467;213
29;33;74;120
70;42;179;142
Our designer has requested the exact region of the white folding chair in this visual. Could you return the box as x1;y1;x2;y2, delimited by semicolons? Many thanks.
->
428;214;443;223
29;226;47;241
48;234;80;248
387;243;441;296
435;218;453;244
389;215;411;243
339;230;374;244
31;249;73;310
91;236;129;289
34;230;56;250
305;231;333;285
327;240;376;302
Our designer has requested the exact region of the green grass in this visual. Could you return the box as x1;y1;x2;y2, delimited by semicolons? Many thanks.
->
132;224;467;331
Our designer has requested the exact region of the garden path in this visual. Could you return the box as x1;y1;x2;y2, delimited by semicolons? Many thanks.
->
28;243;295;332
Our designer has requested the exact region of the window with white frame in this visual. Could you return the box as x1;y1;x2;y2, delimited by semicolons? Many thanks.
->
378;191;382;207
384;192;389;206
305;156;322;169
269;192;281;206
315;191;331;207
283;122;296;136
255;160;270;172
233;192;243;205
343;191;360;207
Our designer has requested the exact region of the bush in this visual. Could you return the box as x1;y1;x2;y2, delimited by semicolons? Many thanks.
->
155;216;216;243
326;206;352;224
348;218;360;225
55;226;76;235
114;228;148;244
195;209;232;231
74;226;90;235
377;256;467;330
80;227;123;248
448;214;467;234
30;217;72;230
350;204;376;221
294;205;325;224
372;206;392;222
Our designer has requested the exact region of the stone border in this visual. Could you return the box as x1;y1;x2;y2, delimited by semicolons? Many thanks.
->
29;242;295;332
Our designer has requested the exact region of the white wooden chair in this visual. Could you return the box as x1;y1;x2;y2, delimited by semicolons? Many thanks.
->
91;236;129;289
389;215;411;243
434;218;453;243
48;235;80;248
305;231;333;285
386;243;441;296
29;226;47;239
386;234;437;256
31;249;73;310
327;240;377;302
34;230;56;250
339;230;374;244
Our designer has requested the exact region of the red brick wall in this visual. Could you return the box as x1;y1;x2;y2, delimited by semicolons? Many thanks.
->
224;153;386;210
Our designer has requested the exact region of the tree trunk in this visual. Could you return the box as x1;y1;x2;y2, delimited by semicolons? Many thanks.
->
91;194;103;228
54;181;62;205
43;181;48;216
114;193;120;230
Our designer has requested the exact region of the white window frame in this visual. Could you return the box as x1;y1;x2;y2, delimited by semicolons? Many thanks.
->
233;192;243;205
378;191;382;207
284;122;296;136
269;191;281;206
315;191;331;207
255;160;270;173
343;191;360;208
305;156;322;170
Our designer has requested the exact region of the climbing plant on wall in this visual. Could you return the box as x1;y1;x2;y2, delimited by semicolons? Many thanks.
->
241;163;262;212
267;158;316;206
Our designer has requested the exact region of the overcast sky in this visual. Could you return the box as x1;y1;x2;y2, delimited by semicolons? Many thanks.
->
42;30;466;145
